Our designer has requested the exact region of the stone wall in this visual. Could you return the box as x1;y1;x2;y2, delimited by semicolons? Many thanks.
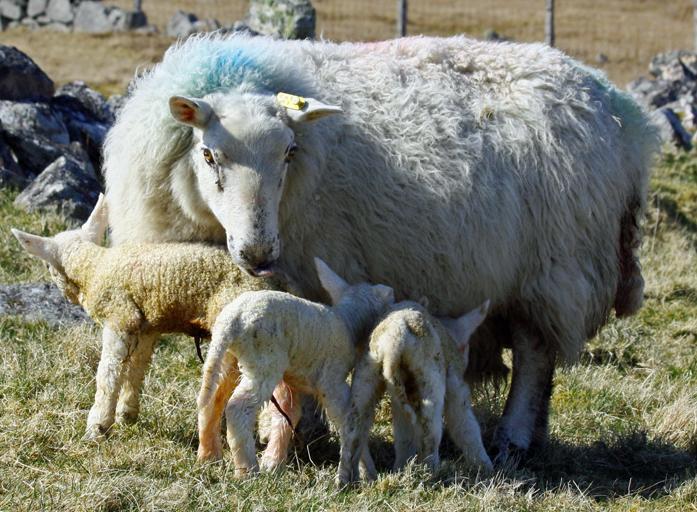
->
0;0;149;33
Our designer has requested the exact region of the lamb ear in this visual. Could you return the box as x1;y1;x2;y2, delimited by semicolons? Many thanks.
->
169;96;212;129
314;257;349;305
81;193;108;245
277;92;343;123
11;229;60;268
374;284;395;304
442;300;490;351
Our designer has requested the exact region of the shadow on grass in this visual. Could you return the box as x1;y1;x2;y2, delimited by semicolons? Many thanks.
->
278;426;696;500
503;431;695;500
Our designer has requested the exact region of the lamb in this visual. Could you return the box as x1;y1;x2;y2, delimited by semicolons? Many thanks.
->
196;257;394;483
11;195;290;441
104;33;659;460
339;300;493;484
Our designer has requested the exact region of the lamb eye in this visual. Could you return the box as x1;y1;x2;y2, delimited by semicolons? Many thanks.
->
202;148;215;166
284;143;298;163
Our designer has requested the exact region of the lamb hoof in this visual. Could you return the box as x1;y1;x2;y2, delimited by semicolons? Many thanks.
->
259;455;285;474
82;424;108;442
233;466;257;479
197;448;223;463
115;410;138;425
491;439;526;467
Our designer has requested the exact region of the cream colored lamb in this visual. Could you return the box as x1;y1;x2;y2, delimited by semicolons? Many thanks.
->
11;195;290;441
197;258;395;482
338;300;493;484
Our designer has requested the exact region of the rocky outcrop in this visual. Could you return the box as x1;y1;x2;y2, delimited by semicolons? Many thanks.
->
627;51;697;150
0;282;90;326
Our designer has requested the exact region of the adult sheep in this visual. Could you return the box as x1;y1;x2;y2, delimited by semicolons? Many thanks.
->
104;34;657;460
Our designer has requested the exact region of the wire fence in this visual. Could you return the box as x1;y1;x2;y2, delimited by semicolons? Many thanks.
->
123;0;694;85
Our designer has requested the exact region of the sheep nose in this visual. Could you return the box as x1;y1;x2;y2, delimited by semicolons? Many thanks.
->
239;245;276;277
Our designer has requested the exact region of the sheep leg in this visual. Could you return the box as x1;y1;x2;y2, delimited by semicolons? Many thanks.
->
115;333;157;424
492;323;555;464
339;355;385;484
260;382;302;472
392;399;418;470
197;351;240;461
84;326;132;441
443;367;493;472
225;371;279;477
415;373;445;472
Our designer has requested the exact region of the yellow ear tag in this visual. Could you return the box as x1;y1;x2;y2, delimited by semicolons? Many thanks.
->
277;92;307;111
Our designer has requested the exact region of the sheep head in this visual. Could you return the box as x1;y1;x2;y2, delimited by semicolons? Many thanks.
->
168;91;342;277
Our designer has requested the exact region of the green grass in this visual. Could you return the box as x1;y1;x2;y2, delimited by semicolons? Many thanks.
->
1;152;696;511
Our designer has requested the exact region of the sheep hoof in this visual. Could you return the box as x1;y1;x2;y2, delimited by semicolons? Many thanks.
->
491;438;526;468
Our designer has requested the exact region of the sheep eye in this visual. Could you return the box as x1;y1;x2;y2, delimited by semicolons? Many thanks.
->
202;148;216;166
284;143;298;163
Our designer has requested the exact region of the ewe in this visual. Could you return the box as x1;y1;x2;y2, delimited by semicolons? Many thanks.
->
197;258;394;483
339;301;493;484
12;195;288;440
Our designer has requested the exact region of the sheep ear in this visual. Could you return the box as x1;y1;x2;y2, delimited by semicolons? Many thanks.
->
169;96;212;129
314;257;349;305
81;193;108;245
443;300;490;351
277;92;343;123
11;229;60;268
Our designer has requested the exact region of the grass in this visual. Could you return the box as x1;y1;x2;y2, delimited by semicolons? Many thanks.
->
0;149;696;511
0;0;693;94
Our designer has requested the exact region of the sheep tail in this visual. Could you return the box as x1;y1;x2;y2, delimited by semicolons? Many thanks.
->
382;350;418;426
614;198;645;318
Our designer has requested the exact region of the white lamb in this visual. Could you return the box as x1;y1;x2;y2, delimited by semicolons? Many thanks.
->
338;300;493;483
197;258;394;482
11;196;290;441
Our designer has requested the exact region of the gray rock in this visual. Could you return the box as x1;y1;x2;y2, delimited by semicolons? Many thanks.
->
649;51;697;83
108;7;147;31
192;18;220;33
0;129;27;189
166;9;197;38
50;91;110;173
0;0;25;20
20;16;38;29
27;0;46;17
246;0;315;40
46;0;72;23
55;80;112;123
73;1;109;32
106;94;126;117
230;20;260;36
74;2;147;33
0;100;69;145
35;14;50;24
626;76;676;109
7;21;20;29
45;21;70;31
14;146;101;221
651;107;692;150
0;282;90;326
0;45;54;101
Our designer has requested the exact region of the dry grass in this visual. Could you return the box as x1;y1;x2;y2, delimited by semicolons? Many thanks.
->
0;0;693;94
0;151;696;510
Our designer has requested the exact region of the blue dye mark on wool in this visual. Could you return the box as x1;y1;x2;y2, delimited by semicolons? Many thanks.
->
176;42;274;98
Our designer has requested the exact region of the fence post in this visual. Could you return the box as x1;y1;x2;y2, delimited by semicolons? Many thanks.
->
134;0;142;12
397;0;407;37
545;0;555;47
